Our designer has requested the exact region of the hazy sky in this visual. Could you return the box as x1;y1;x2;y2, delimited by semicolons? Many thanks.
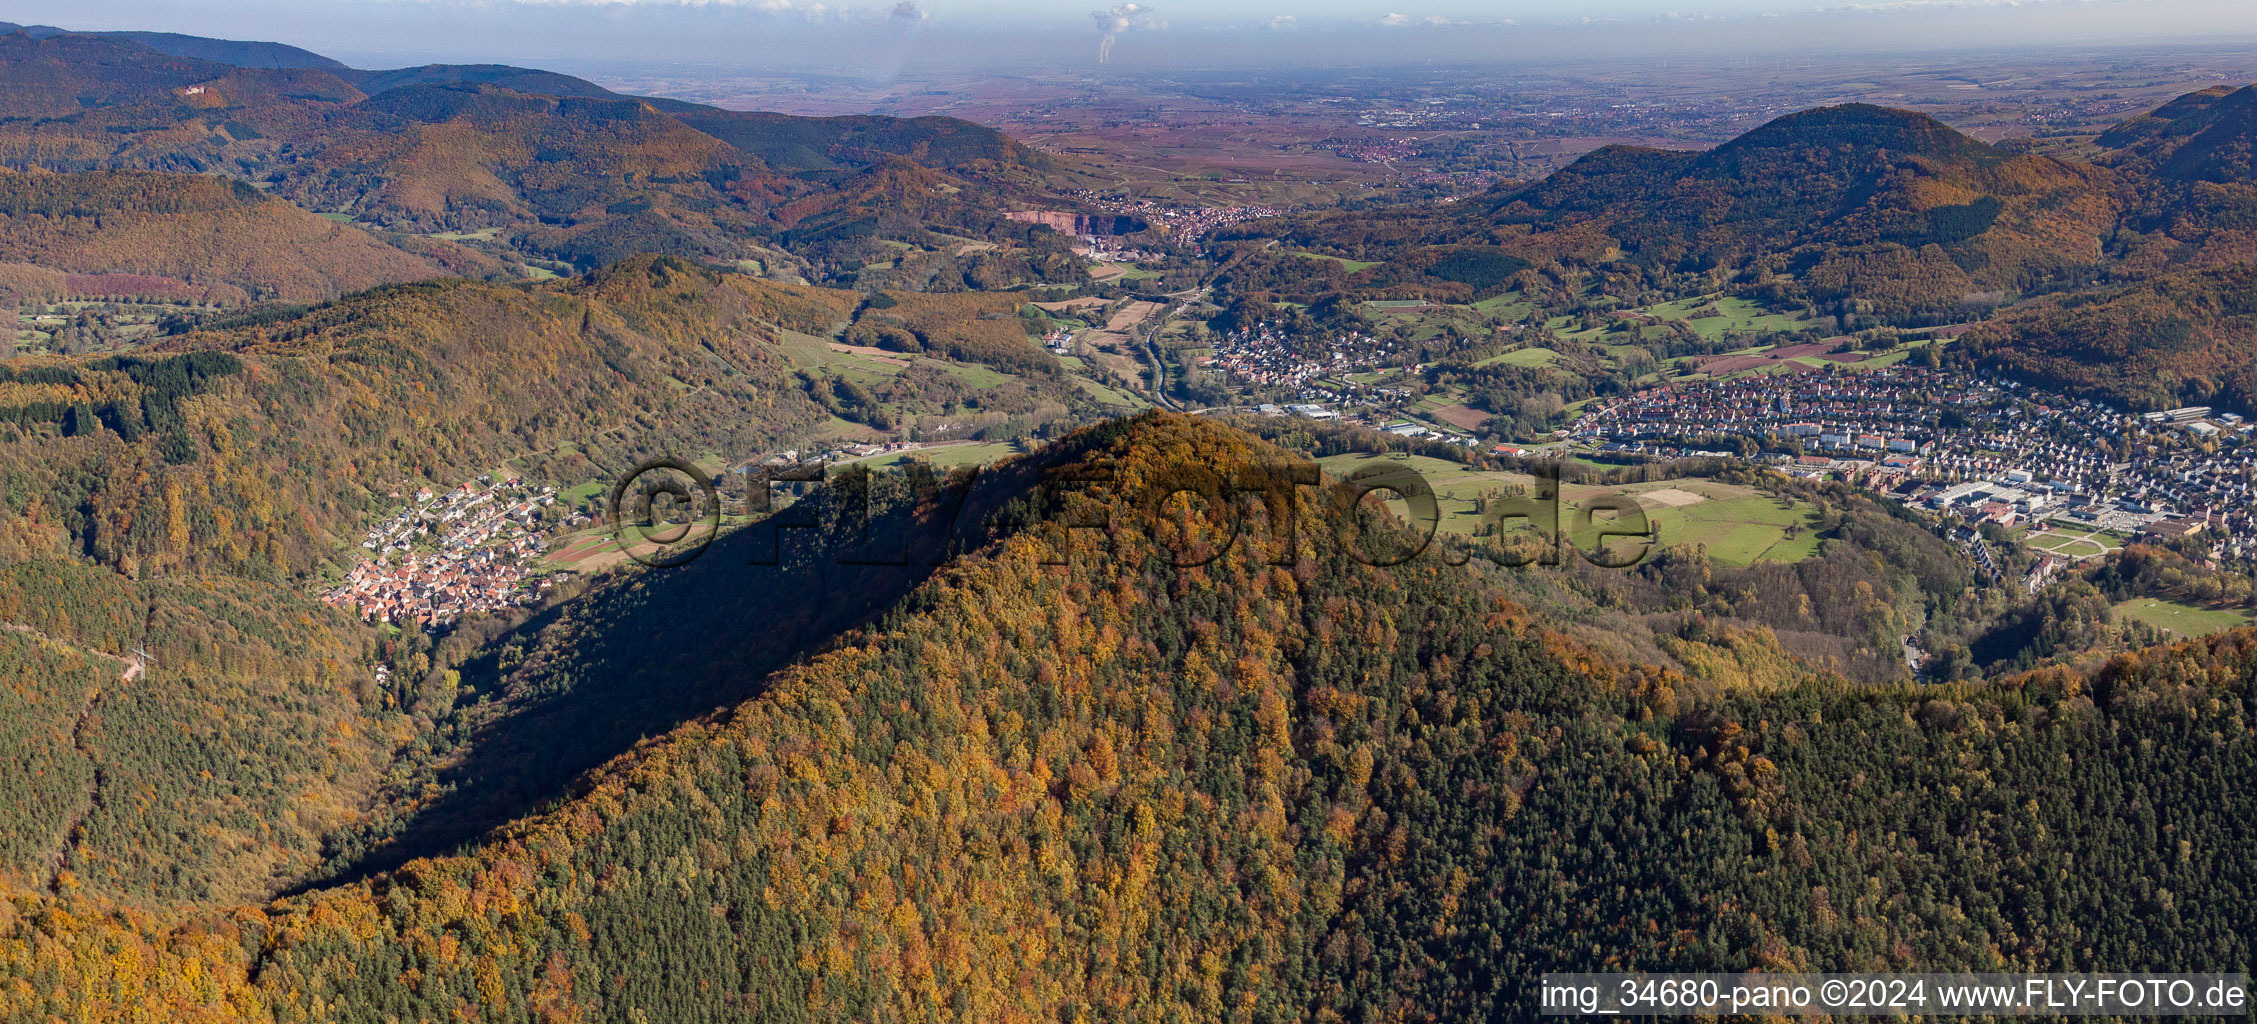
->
12;0;2257;72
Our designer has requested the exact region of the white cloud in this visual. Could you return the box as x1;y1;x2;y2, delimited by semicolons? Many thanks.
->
1365;12;1473;27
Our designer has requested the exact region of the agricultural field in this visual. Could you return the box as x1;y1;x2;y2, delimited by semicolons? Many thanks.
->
846;440;1026;472
776;325;1025;390
1687;339;1873;376
1644;295;1811;340
1074;375;1148;410
558;479;610;509
1856;343;1941;369
1316;453;1508;538
2112;598;2257;638
1473;294;1534;318
1538;295;1815;365
816;414;889;440
1298;252;1383;272
1428;404;1493;431
1107;265;1166;282
1033;297;1108;315
1106;301;1168;331
543;506;765;574
426;227;504;242
544;529;638;574
1627;481;1823;565
774;329;912;384
1075;336;1149;395
1311;453;1823;565
938;362;1013;388
775;322;1136;414
1473;346;1559;368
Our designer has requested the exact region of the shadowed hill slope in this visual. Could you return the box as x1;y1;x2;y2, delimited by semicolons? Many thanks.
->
339;63;626;101
299;424;1059;888
83;30;348;70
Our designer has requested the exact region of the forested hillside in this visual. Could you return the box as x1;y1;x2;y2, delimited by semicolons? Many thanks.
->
675;109;1049;176
1961;260;2257;414
0;557;382;905
0;414;2249;1022
2098;83;2257;273
0;256;875;908
1238;105;2115;321
2102;83;2257;186
0;256;851;579
0;31;1076;278
0;168;506;302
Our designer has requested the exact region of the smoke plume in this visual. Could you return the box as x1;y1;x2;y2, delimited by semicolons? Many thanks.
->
1091;3;1161;63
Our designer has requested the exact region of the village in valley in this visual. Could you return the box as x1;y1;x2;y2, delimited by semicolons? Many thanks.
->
1563;371;2255;577
319;439;1001;628
323;474;562;627
1576;370;2250;516
1060;191;1290;248
1179;301;2255;585
1202;319;1407;395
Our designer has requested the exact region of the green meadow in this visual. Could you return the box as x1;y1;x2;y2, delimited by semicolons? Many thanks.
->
2112;598;2256;637
1297;251;1383;272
